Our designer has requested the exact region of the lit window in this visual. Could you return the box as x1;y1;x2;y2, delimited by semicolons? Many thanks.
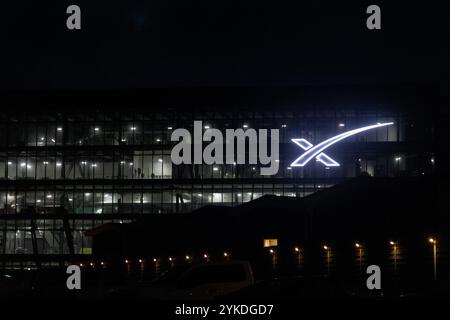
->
263;239;278;248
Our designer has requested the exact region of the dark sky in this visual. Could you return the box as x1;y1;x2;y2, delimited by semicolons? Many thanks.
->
1;0;449;91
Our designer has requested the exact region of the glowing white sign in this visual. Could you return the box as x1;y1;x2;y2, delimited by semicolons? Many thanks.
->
290;122;394;167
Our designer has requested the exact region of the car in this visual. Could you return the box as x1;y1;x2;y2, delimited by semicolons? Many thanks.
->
222;275;358;300
109;261;254;300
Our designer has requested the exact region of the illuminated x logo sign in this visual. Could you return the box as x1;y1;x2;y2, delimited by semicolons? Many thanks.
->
290;122;394;167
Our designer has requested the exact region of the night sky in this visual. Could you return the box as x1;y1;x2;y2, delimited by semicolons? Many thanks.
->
1;1;449;91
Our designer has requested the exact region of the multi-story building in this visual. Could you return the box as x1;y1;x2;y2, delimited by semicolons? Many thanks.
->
0;86;442;267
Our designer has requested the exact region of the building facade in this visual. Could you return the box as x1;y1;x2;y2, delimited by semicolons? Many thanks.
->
0;86;441;267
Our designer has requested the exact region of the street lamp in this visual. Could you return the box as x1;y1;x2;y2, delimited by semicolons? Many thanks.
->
323;245;330;275
428;238;437;281
355;242;363;274
294;247;301;268
389;241;398;273
269;248;276;271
